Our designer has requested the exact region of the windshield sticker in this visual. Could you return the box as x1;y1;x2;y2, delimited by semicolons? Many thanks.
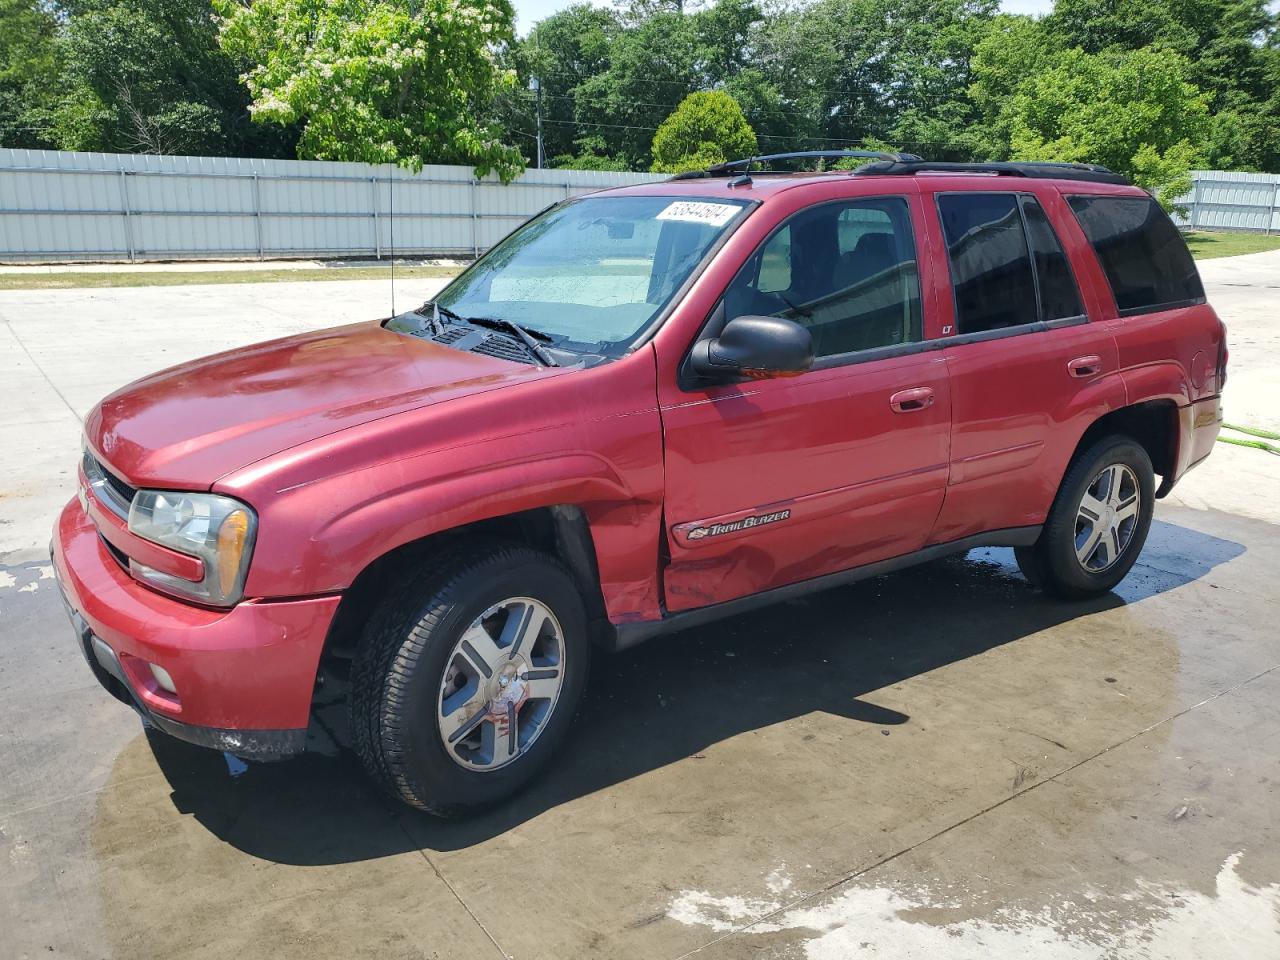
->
656;201;740;227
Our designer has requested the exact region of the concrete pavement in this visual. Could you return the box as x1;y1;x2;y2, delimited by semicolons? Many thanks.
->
1;254;1278;959
0;275;449;558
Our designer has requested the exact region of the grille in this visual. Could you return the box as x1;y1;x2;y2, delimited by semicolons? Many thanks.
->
102;464;137;504
83;450;137;519
100;535;129;571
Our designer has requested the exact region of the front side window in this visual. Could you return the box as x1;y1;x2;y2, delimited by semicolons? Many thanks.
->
938;193;1039;334
1067;195;1204;315
723;197;922;358
434;195;750;354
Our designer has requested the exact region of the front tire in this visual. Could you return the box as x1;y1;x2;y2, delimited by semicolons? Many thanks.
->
1016;435;1155;599
350;544;589;815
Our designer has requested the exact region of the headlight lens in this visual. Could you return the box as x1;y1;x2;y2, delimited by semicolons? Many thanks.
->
128;491;257;606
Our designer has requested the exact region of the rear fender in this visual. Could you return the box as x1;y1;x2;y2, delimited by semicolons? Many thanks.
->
1119;362;1203;495
1119;361;1193;409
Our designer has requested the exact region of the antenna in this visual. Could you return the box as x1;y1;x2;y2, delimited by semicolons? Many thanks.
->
387;161;396;317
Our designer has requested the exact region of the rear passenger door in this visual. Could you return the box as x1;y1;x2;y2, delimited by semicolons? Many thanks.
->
926;189;1125;545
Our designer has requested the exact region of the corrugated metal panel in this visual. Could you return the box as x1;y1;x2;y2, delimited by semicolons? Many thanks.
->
1172;170;1280;233
0;148;663;262
7;151;1278;260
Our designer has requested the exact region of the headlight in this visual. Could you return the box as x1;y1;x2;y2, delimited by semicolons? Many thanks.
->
128;491;257;606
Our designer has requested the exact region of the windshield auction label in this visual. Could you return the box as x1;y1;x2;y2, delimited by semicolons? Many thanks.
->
656;201;740;227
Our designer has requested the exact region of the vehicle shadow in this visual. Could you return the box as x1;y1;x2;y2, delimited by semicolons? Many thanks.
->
141;519;1243;864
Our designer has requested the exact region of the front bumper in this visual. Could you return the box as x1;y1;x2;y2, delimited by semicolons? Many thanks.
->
51;498;341;758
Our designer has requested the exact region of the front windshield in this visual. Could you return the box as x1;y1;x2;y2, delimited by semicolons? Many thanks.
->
433;195;752;354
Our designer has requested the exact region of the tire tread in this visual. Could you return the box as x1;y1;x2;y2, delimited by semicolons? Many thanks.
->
350;542;580;815
1024;434;1154;600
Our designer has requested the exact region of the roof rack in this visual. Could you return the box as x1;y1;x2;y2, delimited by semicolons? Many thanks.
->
852;159;1131;186
668;150;924;181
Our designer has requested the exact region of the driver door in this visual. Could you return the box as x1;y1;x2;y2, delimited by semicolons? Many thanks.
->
657;194;951;612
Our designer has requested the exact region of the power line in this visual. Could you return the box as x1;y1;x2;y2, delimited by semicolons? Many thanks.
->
535;96;963;144
529;66;979;111
533;112;958;149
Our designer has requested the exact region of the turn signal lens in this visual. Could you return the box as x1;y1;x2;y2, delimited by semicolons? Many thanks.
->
217;509;251;598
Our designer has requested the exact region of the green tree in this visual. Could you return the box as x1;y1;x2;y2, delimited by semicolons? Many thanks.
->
969;14;1061;158
43;0;292;156
1045;0;1195;52
1002;46;1212;209
692;0;764;85
574;9;700;167
650;89;756;173
1044;0;1278;170
216;0;525;180
0;0;59;148
549;151;628;170
691;0;807;151
501;4;622;165
755;0;1000;157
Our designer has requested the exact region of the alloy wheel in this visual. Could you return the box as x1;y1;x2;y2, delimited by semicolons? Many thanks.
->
1074;463;1141;573
436;597;566;771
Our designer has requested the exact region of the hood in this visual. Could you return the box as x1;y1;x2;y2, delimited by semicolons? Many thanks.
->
86;321;559;489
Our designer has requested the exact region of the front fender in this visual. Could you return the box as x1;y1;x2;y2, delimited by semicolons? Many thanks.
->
221;348;667;621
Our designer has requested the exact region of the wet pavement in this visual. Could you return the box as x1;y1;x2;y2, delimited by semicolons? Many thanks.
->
3;495;1278;959
2;261;1279;959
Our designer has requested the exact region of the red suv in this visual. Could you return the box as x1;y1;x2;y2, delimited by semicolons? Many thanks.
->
52;153;1225;814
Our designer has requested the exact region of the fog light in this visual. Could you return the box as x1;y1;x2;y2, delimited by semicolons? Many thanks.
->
149;663;177;695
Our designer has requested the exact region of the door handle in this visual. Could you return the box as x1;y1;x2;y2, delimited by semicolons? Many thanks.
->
889;386;935;413
1068;355;1102;378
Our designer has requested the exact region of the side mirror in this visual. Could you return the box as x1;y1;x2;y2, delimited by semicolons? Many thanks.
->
689;315;814;381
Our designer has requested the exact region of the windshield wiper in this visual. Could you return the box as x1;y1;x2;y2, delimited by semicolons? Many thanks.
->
462;315;560;367
418;300;464;333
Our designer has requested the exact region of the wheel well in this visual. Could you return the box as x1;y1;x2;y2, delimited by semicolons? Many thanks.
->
319;506;612;674
1073;401;1178;495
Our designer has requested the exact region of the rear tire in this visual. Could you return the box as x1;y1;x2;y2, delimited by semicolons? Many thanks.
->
1017;435;1154;599
350;543;589;815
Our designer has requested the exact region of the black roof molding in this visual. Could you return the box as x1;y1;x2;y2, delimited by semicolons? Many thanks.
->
853;160;1131;186
668;150;924;181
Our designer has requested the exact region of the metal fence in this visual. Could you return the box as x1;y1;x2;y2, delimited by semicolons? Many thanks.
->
3;151;1275;263
0;148;664;263
1173;170;1280;234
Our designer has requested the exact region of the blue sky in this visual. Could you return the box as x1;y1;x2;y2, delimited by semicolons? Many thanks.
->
512;0;1057;35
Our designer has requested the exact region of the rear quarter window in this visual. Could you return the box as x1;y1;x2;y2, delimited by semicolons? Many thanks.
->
1067;195;1204;316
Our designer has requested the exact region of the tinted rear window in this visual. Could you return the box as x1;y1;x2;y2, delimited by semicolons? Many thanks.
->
1068;195;1203;315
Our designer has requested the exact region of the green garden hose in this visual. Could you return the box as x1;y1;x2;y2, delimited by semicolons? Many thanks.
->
1223;421;1280;441
1218;422;1280;455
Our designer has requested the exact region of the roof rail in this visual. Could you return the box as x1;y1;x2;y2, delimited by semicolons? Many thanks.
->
852;159;1131;186
668;150;924;181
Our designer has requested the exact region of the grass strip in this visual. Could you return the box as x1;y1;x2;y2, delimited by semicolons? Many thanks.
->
0;266;460;290
1184;231;1280;260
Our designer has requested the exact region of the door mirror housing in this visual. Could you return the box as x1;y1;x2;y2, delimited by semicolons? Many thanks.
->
689;315;814;381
